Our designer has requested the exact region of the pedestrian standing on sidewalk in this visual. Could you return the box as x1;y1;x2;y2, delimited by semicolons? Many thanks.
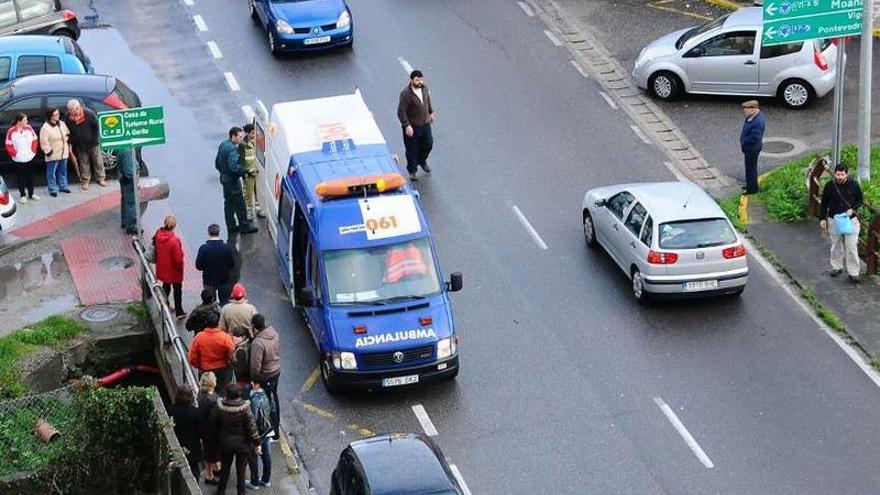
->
5;113;39;203
219;283;257;335
820;163;864;283
240;124;265;221
168;383;203;480
231;326;252;388
197;372;221;485
39;107;71;198
739;100;765;195
397;69;435;182
216;127;257;235
196;224;236;306
188;311;235;391
117;147;139;235
153;215;186;319
211;382;261;495
186;289;220;335
247;380;273;489
250;314;282;441
66;99;106;190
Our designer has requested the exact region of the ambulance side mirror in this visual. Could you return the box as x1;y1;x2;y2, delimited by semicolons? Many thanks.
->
447;272;463;292
300;289;316;307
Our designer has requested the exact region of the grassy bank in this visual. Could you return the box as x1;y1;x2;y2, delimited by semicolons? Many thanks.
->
0;316;87;399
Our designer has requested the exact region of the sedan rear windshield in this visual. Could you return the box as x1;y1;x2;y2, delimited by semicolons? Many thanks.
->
677;13;729;49
659;218;736;249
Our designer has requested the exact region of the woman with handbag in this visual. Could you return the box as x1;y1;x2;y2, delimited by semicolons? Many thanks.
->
153;215;187;318
819;163;864;283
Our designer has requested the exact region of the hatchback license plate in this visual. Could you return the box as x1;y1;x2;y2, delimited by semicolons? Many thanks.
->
684;280;718;292
382;375;419;387
304;36;331;45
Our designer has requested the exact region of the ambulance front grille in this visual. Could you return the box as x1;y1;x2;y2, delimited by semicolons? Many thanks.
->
360;345;434;366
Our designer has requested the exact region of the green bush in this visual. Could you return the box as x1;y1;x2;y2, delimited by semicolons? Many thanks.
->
719;194;744;230
0;396;75;476
0;316;87;399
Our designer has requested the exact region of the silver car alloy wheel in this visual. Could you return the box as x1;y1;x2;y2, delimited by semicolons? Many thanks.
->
783;83;809;107
632;271;644;299
583;215;595;243
101;149;118;171
653;75;673;98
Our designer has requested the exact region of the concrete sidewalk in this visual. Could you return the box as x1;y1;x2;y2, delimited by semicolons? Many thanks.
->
747;204;880;363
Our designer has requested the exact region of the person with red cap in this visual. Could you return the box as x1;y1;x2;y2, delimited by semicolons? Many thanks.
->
220;283;257;336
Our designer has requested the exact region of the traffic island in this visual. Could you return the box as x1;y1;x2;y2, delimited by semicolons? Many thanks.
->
723;145;880;370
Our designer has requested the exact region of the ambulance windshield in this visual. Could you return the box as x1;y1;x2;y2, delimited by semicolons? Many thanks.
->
324;238;441;305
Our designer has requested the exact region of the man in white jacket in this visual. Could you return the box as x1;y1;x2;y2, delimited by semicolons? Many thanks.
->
4;113;39;203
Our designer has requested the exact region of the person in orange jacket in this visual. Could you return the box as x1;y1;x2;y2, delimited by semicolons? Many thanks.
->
188;311;235;394
5;113;39;203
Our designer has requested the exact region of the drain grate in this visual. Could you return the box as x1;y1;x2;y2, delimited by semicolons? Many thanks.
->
80;306;120;323
99;256;135;271
763;140;795;154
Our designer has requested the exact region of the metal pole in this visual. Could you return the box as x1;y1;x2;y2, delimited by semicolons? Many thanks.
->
832;37;847;167
131;147;142;242
856;1;874;181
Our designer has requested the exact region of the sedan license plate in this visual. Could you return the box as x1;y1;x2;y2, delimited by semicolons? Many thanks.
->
304;35;331;45
683;280;718;292
382;375;419;387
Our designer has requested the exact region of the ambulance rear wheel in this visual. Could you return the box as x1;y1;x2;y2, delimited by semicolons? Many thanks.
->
321;357;342;395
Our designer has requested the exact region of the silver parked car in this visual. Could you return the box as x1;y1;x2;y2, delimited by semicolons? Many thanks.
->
632;7;837;108
582;182;748;302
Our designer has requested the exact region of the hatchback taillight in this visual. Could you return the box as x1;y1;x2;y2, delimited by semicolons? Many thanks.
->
647;250;678;264
814;50;828;71
102;92;128;110
61;9;76;21
0;190;9;206
722;244;746;259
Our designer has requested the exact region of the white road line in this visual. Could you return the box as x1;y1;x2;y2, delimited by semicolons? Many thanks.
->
183;0;193;5
411;404;438;437
599;91;618;110
629;124;652;145
449;464;473;495
569;60;589;78
397;56;414;74
510;204;549;250
662;161;689;182
193;14;208;32
653;397;714;469
517;1;535;16
224;72;241;92
544;30;563;46
206;41;223;59
241;105;255;121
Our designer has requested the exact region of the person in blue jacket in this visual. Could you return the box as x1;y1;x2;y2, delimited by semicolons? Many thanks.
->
215;127;257;235
740;100;765;195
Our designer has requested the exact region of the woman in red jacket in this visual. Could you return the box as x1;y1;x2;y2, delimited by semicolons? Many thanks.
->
153;215;186;319
5;113;39;203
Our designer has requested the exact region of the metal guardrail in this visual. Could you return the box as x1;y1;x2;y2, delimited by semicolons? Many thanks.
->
807;156;880;275
131;237;200;400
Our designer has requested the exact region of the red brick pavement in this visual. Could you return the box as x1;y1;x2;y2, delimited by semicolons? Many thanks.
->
61;230;141;306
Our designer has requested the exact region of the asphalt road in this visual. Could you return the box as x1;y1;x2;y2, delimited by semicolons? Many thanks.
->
565;0;880;180
83;0;880;493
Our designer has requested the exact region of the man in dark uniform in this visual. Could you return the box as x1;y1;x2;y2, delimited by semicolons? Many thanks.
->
397;70;435;182
117;148;138;235
215;127;257;235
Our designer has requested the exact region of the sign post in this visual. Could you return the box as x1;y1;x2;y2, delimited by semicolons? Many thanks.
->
97;106;166;243
856;0;873;180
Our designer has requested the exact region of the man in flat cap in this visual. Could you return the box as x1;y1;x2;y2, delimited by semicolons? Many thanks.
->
739;100;765;195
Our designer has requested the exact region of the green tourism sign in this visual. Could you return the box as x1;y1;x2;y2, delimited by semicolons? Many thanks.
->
98;105;166;150
762;0;863;45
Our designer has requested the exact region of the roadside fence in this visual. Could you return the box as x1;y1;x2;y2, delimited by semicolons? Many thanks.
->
806;155;880;275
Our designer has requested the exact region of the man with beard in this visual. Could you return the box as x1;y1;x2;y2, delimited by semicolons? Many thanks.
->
397;70;435;182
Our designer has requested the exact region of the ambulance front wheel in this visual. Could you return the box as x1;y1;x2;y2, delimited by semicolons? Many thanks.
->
321;357;342;395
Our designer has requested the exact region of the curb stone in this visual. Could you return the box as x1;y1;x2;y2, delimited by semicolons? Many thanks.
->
529;0;741;199
277;423;315;494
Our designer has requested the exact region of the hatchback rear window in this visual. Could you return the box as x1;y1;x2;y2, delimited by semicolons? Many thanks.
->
112;79;140;108
658;218;736;249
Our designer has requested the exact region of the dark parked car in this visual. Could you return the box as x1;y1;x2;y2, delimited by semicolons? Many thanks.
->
0;73;147;181
0;0;80;39
330;433;464;495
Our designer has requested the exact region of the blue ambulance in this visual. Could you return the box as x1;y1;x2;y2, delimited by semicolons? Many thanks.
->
252;90;462;393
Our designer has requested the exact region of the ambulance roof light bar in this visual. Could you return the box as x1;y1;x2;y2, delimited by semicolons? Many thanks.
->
315;173;406;199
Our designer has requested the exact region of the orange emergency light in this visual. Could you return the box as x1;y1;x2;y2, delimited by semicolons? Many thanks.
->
315;173;406;199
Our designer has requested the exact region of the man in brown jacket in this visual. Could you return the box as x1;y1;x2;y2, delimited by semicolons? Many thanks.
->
250;314;282;440
397;69;435;182
210;383;261;495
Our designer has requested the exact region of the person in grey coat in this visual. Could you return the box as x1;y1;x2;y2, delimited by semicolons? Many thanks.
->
117;148;138;235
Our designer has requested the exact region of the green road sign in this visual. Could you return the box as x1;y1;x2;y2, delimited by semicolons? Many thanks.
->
98;105;165;150
762;0;863;45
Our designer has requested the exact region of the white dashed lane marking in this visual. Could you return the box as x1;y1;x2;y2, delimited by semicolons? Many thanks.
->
411;404;439;437
653;397;714;469
630;124;652;145
193;14;208;32
224;72;241;92
569;60;589;78
517;1;535;16
510;203;549;250
241;105;255;121
544;30;563;46
449;464;473;495
397;56;414;74
599;91;618;110
206;41;222;59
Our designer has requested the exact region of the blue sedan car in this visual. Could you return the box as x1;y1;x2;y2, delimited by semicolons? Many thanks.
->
249;0;353;55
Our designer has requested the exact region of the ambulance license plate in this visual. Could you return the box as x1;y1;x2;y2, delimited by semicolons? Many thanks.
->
304;36;331;45
683;280;718;292
382;375;419;387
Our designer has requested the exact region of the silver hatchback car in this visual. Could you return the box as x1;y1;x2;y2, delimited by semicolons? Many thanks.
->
632;7;837;108
582;182;748;302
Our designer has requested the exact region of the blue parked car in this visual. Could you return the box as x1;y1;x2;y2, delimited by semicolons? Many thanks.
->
248;0;353;55
0;35;92;85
